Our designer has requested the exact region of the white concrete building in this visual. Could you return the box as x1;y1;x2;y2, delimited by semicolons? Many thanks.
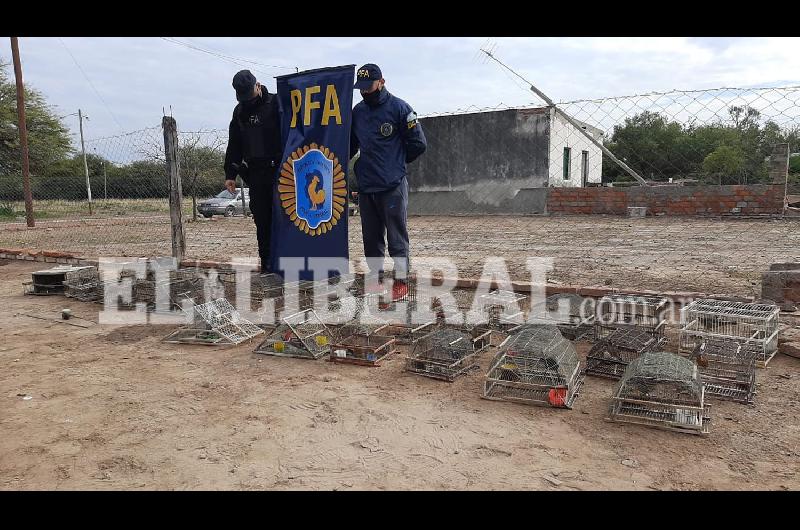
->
547;108;604;187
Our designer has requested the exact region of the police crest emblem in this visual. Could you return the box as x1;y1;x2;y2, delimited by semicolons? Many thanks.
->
380;123;393;137
278;143;347;236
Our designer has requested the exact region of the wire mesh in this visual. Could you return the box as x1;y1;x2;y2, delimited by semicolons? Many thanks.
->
283;310;334;358
585;327;663;380
530;293;596;340
189;298;264;345
405;328;490;381
483;325;583;408
690;338;756;404
679;298;780;367
608;351;711;435
329;332;397;366
63;266;103;301
595;294;669;340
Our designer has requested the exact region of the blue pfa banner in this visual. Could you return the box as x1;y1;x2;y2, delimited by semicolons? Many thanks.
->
271;65;355;281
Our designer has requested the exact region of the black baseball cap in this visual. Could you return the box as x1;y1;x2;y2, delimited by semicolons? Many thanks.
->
355;64;382;90
232;70;257;102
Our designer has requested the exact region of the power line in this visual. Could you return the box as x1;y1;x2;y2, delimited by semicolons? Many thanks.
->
57;38;125;132
160;37;298;75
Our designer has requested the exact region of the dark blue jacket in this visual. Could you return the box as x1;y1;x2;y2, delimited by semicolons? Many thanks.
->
350;88;427;193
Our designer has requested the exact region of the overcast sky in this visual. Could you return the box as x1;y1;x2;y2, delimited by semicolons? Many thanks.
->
1;37;799;147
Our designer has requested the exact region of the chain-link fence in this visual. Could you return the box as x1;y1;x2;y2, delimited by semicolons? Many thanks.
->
414;85;800;194
1;84;799;296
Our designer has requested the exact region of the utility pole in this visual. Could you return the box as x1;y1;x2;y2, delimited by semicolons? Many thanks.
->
10;37;34;227
78;109;93;215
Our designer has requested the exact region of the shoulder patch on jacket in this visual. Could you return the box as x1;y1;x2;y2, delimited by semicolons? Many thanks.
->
406;111;418;129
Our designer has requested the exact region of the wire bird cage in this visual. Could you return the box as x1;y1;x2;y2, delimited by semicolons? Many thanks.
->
479;289;527;327
274;309;334;359
63;266;103;302
332;322;389;340
275;279;317;312
678;299;780;367
163;298;263;346
253;323;315;358
607;351;711;435
133;269;205;312
315;289;392;328
329;328;398;366
690;338;756;404
483;325;583;408
585;327;663;380
595;294;668;340
529;294;596;341
373;321;437;345
405;328;491;382
257;273;286;299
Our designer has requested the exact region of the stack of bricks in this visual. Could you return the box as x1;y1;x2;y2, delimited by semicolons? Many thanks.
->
761;262;800;312
547;184;785;216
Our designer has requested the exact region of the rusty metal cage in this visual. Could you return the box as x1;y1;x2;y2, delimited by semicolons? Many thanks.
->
595;294;668;340
483;325;583;409
63;266;103;302
690;338;756;404
405;328;491;381
528;294;596;341
679;298;780;367
329;332;398;366
607;351;711;436
131;269;206;312
585;327;663;380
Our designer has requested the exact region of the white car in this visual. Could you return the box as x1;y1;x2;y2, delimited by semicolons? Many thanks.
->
197;188;250;217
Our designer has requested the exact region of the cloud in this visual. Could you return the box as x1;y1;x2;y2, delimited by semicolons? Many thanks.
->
0;36;798;149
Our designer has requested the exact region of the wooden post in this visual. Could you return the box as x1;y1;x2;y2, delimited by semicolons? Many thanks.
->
10;37;34;227
163;116;185;261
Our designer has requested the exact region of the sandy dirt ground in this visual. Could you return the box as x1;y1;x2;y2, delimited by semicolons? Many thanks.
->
2;214;800;297
1;259;799;490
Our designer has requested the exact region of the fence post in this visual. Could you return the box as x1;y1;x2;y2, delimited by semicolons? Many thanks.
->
163;116;185;262
10;37;34;227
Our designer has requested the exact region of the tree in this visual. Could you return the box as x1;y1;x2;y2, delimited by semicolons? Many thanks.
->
603;105;793;184
0;58;73;198
602;111;690;182
790;155;800;175
39;152;113;200
178;134;225;221
703;145;744;185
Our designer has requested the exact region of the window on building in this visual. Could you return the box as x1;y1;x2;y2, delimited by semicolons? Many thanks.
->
563;147;571;180
581;150;589;186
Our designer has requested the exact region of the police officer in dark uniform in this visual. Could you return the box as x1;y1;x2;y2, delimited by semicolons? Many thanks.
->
224;70;282;274
350;64;427;302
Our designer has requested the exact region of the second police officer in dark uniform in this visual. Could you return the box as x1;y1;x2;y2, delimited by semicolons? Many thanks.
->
350;63;427;302
224;70;283;274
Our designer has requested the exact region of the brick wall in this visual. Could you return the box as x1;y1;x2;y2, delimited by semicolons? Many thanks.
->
547;184;785;216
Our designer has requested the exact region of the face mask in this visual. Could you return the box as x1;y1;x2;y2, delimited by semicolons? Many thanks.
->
361;87;382;105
